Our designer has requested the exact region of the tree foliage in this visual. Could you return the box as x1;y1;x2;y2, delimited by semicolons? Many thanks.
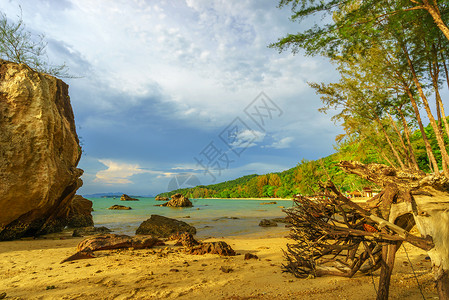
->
271;0;449;177
0;10;71;78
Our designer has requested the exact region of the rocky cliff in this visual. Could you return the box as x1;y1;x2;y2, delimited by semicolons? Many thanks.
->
0;60;84;240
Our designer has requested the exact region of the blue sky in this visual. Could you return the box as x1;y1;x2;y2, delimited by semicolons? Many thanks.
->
2;0;343;195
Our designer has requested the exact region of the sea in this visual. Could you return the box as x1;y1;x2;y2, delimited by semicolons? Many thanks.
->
87;197;294;238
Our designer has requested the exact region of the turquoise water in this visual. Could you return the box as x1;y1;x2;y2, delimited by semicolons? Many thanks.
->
88;197;293;238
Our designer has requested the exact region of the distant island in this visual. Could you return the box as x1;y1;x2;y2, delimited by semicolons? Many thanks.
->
83;192;151;198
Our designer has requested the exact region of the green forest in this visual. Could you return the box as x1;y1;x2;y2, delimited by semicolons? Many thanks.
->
159;1;449;200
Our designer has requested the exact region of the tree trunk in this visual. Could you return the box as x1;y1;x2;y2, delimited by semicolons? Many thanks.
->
403;84;440;173
421;0;449;42
381;150;396;167
441;53;449;94
431;60;443;130
387;112;413;168
377;243;400;300
375;117;406;169
430;44;449;139
397;107;420;170
403;45;449;176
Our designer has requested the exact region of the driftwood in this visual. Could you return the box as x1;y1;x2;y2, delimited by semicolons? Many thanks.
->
284;161;449;300
61;234;165;263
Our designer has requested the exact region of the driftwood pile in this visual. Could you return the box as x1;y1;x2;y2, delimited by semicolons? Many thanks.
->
284;161;449;300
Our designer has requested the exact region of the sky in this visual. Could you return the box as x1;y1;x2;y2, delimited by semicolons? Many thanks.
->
1;0;343;196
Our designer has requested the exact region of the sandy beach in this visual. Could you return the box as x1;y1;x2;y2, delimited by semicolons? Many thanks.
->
0;227;438;300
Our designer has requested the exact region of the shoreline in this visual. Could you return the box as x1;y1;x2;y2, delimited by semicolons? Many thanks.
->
195;197;294;201
0;228;437;299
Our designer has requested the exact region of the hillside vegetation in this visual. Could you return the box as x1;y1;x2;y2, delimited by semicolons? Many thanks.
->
157;119;446;199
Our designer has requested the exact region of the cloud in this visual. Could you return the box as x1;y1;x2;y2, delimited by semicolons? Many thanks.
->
1;0;344;195
229;129;266;149
265;136;294;149
94;159;148;184
94;159;173;185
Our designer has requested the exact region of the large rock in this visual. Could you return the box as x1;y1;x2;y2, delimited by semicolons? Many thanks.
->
155;196;169;201
120;194;139;201
67;195;94;228
136;215;196;237
159;193;193;207
0;60;83;240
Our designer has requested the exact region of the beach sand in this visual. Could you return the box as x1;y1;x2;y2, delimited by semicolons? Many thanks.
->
0;228;438;300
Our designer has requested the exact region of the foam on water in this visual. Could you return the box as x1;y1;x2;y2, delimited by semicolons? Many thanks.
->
88;197;293;238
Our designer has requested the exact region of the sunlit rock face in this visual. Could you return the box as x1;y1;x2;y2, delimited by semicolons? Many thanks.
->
0;60;83;240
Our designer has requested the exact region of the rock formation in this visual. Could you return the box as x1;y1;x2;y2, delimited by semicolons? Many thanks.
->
0;60;83;240
135;215;196;237
155;196;169;201
158;193;193;207
66;195;94;228
120;194;139;201
108;205;132;210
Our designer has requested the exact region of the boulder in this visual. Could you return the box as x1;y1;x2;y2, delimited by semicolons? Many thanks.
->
108;205;132;210
66;195;94;228
159;193;193;207
260;201;277;205
259;219;278;227
0;60;83;240
155;196;169;201
120;194;139;201
135;215;196;237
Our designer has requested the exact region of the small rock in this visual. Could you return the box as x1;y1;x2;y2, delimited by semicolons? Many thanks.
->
220;266;233;273
259;219;278;227
187;241;236;256
108;205;132;210
244;253;259;260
